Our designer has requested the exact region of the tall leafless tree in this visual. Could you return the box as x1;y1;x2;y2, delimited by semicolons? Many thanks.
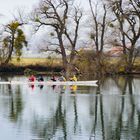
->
88;0;108;77
89;0;107;53
107;0;140;73
32;0;82;78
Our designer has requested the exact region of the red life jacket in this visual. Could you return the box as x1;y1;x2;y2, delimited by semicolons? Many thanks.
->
29;75;35;82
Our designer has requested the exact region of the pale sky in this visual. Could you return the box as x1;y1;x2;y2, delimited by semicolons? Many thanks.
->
0;0;88;23
0;0;89;56
0;0;39;23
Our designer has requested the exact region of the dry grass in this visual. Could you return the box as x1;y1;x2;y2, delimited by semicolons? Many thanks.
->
134;57;140;65
10;57;62;66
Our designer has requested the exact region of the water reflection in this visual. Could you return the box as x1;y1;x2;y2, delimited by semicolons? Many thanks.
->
29;83;44;90
70;85;77;94
0;76;139;139
9;85;23;122
38;84;44;90
29;84;35;90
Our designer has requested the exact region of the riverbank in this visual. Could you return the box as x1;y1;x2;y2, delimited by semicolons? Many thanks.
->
0;64;63;75
1;57;140;76
1;64;140;78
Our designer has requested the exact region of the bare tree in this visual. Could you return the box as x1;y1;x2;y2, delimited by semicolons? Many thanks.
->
88;0;108;77
107;0;140;73
89;0;107;53
32;0;82;78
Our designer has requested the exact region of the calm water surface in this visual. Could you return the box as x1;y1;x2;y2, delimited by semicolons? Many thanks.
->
0;75;140;140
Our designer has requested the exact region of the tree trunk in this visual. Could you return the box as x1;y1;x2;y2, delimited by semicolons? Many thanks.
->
3;34;14;65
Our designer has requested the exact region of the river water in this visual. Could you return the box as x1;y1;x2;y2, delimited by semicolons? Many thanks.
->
0;75;140;140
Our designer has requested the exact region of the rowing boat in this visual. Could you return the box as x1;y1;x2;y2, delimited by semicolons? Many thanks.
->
0;80;98;86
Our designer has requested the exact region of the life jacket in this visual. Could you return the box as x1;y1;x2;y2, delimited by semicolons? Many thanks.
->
70;75;77;81
73;76;77;81
29;75;35;82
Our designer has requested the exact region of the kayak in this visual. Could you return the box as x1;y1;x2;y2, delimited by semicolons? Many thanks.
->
0;80;98;86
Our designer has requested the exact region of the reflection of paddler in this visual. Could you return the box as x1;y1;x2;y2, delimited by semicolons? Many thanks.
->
62;85;66;90
52;85;56;90
38;84;44;89
69;75;77;82
30;84;35;90
70;85;77;92
60;85;66;94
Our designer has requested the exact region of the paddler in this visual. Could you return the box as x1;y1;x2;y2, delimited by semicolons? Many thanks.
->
59;75;66;82
51;75;57;81
37;75;44;81
69;75;77;82
29;75;36;82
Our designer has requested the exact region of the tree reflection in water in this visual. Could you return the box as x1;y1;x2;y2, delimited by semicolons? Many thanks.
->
9;85;23;122
0;76;139;139
0;76;23;122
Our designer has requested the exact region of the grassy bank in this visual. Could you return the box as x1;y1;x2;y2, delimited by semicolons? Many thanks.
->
1;56;140;76
10;57;62;66
0;57;63;75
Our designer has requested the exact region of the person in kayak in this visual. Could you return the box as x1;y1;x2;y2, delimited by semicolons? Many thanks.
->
59;75;66;82
51;75;57;81
69;75;77;81
37;75;44;81
29;75;36;82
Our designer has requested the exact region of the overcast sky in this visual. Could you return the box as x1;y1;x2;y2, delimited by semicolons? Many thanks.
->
0;0;39;23
0;0;89;23
0;0;89;56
